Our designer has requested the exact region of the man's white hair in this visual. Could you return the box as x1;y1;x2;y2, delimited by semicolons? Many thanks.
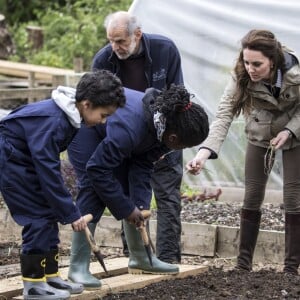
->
104;11;142;35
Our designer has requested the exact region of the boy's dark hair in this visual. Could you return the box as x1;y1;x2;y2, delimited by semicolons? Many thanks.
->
153;84;209;147
75;70;126;108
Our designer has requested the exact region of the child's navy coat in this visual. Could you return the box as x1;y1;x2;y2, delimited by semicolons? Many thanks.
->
0;99;81;227
68;88;170;222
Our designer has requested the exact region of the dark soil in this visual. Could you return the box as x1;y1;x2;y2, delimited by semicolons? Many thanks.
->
103;267;300;300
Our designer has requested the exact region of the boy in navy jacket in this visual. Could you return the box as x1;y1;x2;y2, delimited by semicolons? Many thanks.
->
0;70;125;300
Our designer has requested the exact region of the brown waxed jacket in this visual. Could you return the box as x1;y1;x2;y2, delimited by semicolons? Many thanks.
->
201;51;300;158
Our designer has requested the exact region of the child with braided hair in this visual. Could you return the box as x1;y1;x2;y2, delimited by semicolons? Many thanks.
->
151;85;205;148
67;84;209;287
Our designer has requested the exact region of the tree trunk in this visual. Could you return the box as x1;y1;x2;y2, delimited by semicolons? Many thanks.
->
26;25;44;51
73;57;84;73
0;14;15;59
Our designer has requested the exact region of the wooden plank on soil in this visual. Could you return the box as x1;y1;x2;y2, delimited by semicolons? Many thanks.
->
67;264;208;299
10;263;208;300
0;257;129;299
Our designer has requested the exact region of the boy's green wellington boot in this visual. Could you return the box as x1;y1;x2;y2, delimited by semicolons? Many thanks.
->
68;223;101;288
123;220;179;275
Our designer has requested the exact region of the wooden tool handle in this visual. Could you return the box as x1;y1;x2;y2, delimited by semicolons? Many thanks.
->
141;210;151;219
139;210;151;245
82;214;98;251
139;224;149;245
84;226;99;252
81;214;108;274
83;213;93;223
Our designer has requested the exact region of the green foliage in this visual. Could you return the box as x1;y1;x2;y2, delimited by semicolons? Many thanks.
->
150;193;157;210
7;0;133;69
1;1;42;24
103;207;113;216
151;183;202;211
180;182;201;197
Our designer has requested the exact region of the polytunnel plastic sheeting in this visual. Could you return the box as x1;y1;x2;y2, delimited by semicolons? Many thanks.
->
129;0;300;190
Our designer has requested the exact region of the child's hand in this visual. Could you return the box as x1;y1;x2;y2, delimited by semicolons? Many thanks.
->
126;207;144;227
71;216;87;231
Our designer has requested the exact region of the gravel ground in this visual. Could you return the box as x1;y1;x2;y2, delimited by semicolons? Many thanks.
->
153;199;285;232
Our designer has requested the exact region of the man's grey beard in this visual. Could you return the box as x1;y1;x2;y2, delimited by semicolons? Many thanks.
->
116;37;137;60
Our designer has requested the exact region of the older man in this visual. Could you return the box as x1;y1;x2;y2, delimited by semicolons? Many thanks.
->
93;10;183;263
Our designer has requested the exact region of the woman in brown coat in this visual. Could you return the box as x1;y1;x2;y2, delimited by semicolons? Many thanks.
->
187;29;300;275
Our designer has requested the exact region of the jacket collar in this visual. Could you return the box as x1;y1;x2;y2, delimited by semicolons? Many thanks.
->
281;49;300;86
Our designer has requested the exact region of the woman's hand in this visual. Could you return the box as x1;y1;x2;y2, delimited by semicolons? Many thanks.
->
185;148;211;175
270;129;292;150
71;216;87;232
126;207;144;227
